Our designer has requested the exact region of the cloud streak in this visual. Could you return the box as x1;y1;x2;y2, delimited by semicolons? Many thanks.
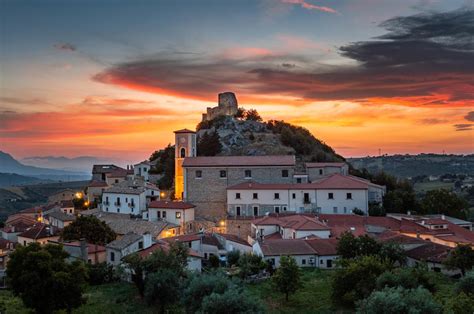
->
93;8;473;108
54;42;76;52
281;0;337;14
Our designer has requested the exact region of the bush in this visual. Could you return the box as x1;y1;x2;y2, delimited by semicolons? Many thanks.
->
199;288;264;314
183;272;232;313
238;253;264;278
144;269;181;312
272;256;301;301
332;256;390;306
227;250;241;267
376;267;436;292
357;286;442;314
86;262;117;285
209;254;220;268
456;271;474;295
443;292;474;314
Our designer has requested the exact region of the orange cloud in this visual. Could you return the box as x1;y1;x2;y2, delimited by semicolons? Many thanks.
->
281;0;338;14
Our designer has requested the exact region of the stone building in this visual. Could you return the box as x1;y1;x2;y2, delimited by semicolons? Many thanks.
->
174;129;197;200
201;92;238;121
182;155;296;220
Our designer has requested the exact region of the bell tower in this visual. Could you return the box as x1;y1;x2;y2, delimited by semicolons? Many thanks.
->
174;128;196;200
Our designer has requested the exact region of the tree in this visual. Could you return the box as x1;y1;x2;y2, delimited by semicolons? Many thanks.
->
144;269;181;313
332;256;390;306
199;288;264;314
244;108;262;122
144;242;189;276
378;242;406;266
86;262;117;285
357;286;442;314
382;190;417;214
149;144;175;189
376;267;436;292
234;107;246;119
6;243;87;313
183;272;232;313
122;253;146;296
443;292;474;314
336;232;381;260
420;189;468;219
272;256;301;301
227;250;241;267
455;270;474;295
197;130;222;156
238;253;264;278
61;215;116;245
444;244;474;276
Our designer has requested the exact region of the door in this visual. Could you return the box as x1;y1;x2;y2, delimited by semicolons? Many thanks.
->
236;206;241;216
253;206;258;216
326;259;332;268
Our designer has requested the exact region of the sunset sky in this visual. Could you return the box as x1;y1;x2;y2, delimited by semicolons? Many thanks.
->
1;0;473;164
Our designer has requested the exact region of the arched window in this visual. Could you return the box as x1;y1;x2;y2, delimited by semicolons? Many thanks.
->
180;148;186;158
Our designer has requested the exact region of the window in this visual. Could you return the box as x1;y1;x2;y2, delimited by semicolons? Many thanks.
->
274;206;280;213
346;193;352;199
282;170;289;177
253;193;258;199
297;178;302;183
115;179;119;184
125;198;128;202
138;241;143;249
302;259;306;265
117;208;120;213
245;170;252;178
283;206;287;211
188;242;192;248
196;170;202;178
204;253;208;259
333;207;338;213
320;259;323;264
116;197;121;206
151;191;154;196
180;148;186;158
304;193;310;204
110;252;115;262
319;169;323;175
292;232;296;239
157;211;161;218
235;193;241;199
236;206;241;216
274;193;280;199
292;193;296;199
328;193;334;199
220;170;227;178
162;211;167;218
344;207;347;213
253;206;258;216
270;258;275;265
176;212;182;219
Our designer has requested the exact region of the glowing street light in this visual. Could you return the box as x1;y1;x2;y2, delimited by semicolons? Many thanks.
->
75;192;83;199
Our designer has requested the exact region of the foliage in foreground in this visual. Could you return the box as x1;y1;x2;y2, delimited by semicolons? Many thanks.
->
61;215;116;245
272;256;301;301
6;243;87;313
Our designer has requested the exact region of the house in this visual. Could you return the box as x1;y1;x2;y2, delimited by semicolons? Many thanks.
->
17;224;60;246
147;201;195;231
106;232;152;266
101;180;147;215
306;162;349;181
92;164;128;182
0;238;16;288
405;242;460;276
59;200;75;215
46;210;76;229
251;214;331;241
214;233;252;254
49;240;106;264
1;215;36;242
252;238;338;268
138;240;202;272
134;161;151;181
84;210;180;239
227;174;371;217
47;189;76;205
85;180;109;203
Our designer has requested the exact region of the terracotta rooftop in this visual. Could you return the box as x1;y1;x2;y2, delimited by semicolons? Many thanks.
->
163;233;202;243
216;233;251;247
405;242;451;263
47;210;76;222
182;155;295;167
58;241;106;254
312;174;369;190
88;180;108;188
18;224;60;240
259;239;315;256
106;232;143;250
304;238;338;255
92;164;123;174
60;200;74;208
138;240;202;258
253;214;330;231
148;201;195;210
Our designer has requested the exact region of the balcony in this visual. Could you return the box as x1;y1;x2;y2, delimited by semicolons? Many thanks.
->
114;202;121;206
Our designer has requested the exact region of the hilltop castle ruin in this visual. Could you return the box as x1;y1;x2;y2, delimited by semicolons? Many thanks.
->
202;92;238;121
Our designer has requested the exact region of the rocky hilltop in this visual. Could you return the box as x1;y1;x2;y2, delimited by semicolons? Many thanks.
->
196;114;344;163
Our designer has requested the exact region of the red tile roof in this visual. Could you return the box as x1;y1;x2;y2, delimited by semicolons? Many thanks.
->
148;201;195;210
163;233;202;243
138;240;202;258
182;155;295;167
60;200;74;208
259;239;315;256
312;174;368;189
306;162;346;168
174;128;196;134
88;180;108;187
216;233;251;247
61;241;106;253
0;238;15;250
405;242;451;263
19;207;42;214
18;224;60;240
305;238;338;255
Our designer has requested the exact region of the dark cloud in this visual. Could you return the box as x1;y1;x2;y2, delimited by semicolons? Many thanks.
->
54;43;76;52
465;111;474;122
94;8;474;106
454;123;473;131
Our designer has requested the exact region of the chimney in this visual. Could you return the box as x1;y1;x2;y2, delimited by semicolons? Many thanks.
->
441;214;445;220
407;211;411;216
80;238;88;262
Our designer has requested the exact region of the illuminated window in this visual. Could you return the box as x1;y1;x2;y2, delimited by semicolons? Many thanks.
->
176;212;182;219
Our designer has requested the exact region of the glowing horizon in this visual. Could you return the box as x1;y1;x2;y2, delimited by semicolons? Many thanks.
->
1;0;472;163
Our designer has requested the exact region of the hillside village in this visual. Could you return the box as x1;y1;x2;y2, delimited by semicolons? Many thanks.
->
1;93;473;312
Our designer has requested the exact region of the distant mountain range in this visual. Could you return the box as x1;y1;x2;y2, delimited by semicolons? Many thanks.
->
0;151;91;181
21;155;112;173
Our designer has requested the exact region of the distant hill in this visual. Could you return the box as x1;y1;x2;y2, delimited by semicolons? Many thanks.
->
0;173;51;187
348;154;474;178
0;151;91;181
21;155;117;173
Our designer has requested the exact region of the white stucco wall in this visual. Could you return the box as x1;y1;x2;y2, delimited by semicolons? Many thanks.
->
315;189;368;214
102;192;146;215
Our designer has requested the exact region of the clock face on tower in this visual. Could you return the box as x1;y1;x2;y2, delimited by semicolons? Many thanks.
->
179;137;186;144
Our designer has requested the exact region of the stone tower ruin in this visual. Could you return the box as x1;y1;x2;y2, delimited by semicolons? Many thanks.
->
202;92;238;121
